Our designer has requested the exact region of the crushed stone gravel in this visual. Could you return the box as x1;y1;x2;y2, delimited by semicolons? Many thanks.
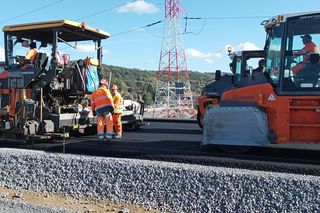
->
0;199;76;213
0;148;319;213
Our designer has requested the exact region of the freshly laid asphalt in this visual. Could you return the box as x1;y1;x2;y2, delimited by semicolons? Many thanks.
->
1;119;320;176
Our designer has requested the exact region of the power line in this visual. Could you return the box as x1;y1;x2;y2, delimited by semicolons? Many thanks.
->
112;20;164;37
61;14;269;48
75;0;136;21
183;15;271;35
184;15;271;20
0;0;64;24
60;20;164;51
145;29;163;39
188;19;207;35
76;1;164;21
73;2;164;40
0;2;271;46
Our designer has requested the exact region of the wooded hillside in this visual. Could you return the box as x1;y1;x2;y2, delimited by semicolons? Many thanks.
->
101;65;215;105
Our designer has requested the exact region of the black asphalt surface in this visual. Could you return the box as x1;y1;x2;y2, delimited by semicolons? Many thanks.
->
0;119;203;157
1;119;320;176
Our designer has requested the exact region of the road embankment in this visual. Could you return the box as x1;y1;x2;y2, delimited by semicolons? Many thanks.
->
0;148;319;212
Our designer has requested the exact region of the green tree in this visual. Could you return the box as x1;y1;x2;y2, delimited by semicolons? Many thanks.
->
100;64;216;99
142;91;153;105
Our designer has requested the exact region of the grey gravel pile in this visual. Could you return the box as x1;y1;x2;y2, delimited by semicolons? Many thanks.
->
0;199;76;213
0;148;319;213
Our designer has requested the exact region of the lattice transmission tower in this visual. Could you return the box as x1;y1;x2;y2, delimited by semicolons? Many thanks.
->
153;0;194;118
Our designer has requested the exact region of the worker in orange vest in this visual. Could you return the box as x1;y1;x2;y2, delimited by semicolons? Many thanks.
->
111;84;124;139
91;79;114;143
25;42;38;62
291;34;318;74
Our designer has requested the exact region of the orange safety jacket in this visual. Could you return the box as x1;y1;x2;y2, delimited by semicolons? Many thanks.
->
91;86;114;116
295;42;318;62
113;91;124;114
25;48;38;62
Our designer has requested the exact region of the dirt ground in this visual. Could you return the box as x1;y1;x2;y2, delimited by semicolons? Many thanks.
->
0;186;164;213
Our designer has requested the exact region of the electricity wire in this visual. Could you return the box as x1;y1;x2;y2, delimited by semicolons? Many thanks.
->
76;1;164;21
0;0;65;45
75;0;136;21
0;1;272;47
112;20;164;37
185;15;271;20
183;15;271;35
0;0;64;24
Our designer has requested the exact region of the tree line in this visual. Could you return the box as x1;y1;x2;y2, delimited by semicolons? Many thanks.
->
101;64;215;105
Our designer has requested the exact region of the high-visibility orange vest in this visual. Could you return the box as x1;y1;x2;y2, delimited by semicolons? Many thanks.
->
113;91;124;114
91;86;114;115
295;42;318;62
25;48;38;61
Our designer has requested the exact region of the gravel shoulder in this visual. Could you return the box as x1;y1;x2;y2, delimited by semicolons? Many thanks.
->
0;197;75;213
0;148;319;213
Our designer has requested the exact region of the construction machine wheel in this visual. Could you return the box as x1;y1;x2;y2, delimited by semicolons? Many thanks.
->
218;145;251;154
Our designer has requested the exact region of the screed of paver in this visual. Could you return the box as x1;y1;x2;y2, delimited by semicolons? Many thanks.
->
0;186;165;213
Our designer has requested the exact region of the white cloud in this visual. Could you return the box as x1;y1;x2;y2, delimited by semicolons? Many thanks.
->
117;0;158;14
213;52;222;58
75;44;96;53
185;48;222;64
186;48;211;59
227;42;260;52
148;59;156;64
204;58;214;64
185;41;260;65
0;47;4;61
75;44;110;55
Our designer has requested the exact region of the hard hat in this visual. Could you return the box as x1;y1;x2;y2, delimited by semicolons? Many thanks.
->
111;84;118;90
99;79;108;87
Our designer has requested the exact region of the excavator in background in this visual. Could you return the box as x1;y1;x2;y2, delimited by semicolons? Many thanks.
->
202;11;320;151
197;49;264;129
0;20;143;141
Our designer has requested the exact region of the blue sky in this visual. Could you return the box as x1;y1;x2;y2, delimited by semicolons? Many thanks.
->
0;0;319;73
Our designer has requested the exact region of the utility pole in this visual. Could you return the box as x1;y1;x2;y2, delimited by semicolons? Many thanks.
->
153;0;194;119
